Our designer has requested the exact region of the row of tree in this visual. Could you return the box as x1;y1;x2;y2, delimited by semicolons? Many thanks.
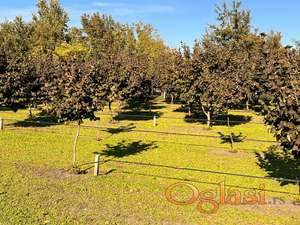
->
162;1;300;158
0;0;299;159
0;0;170;118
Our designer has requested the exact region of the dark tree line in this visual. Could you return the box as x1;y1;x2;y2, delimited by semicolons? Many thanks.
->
0;0;299;162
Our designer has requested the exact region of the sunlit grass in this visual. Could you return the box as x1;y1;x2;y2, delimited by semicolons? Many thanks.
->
1;99;300;224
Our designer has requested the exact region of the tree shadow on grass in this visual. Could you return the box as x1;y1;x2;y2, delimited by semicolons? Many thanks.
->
252;105;264;113
122;100;166;111
12;111;61;127
173;106;188;113
218;132;246;144
0;106;13;111
106;123;136;135
229;102;264;113
0;104;27;112
184;113;252;127
114;111;163;121
101;140;157;158
255;146;300;186
123;104;166;111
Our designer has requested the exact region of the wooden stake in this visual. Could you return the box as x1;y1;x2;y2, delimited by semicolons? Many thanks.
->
0;118;3;131
94;154;100;176
153;115;157;126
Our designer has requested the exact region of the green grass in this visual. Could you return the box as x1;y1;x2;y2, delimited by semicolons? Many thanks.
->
1;98;300;225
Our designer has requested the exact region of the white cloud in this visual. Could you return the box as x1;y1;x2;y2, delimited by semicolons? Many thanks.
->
93;2;123;7
92;1;175;15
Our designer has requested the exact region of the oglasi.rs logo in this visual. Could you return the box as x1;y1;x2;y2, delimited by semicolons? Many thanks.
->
165;182;266;214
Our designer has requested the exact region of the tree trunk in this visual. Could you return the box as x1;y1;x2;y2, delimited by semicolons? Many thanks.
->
206;111;211;127
73;120;81;166
109;101;113;121
230;133;234;152
227;115;230;127
28;106;33;119
118;100;122;112
188;106;191;117
163;91;166;100
171;95;174;104
108;101;112;112
201;105;212;127
246;99;249;111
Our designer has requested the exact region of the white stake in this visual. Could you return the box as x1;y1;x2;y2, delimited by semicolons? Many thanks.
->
153;115;157;126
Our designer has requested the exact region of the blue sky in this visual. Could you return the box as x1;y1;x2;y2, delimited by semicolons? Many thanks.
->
0;0;299;48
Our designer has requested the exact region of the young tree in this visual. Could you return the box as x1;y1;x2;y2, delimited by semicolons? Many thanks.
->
135;23;166;89
158;48;182;104
0;0;70;115
175;44;196;112
82;13;131;113
45;54;107;166
209;0;261;110
193;38;240;126
260;36;300;158
0;17;42;115
171;1;259;125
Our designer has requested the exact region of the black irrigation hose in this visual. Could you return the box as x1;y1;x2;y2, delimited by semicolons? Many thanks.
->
80;124;277;144
3;118;299;190
4;127;98;140
3;118;276;144
108;159;300;184
67;158;300;188
4;118;62;126
3;127;270;153
123;137;257;152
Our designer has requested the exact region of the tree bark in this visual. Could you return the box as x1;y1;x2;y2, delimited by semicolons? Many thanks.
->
28;106;33;119
171;95;174;104
163;91;166;100
246;99;249;111
188;106;191;117
230;133;234;152
201;105;211;127
108;101;113;121
118;100;122;112
108;101;112;112
73;120;81;166
206;111;211;127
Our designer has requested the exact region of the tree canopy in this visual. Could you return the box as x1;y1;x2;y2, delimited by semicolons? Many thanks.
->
1;0;300;159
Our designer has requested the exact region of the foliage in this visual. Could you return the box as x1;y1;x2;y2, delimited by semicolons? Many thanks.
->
0;0;300;164
262;43;300;158
45;55;107;122
0;17;42;112
31;0;69;56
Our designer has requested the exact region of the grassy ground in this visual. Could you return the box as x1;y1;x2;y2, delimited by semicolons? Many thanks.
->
1;98;300;225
